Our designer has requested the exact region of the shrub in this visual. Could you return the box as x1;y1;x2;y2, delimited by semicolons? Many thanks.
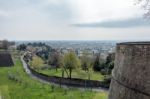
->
51;84;55;92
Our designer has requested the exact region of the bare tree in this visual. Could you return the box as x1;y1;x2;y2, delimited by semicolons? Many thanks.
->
136;0;150;17
2;40;9;50
48;52;61;71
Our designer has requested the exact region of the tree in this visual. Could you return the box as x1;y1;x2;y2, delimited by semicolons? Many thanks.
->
93;54;101;71
80;52;91;71
80;52;93;79
17;44;27;51
136;0;150;17
36;50;49;60
2;40;9;50
79;52;95;89
105;53;115;74
63;52;81;79
101;53;115;75
48;52;61;71
30;56;44;70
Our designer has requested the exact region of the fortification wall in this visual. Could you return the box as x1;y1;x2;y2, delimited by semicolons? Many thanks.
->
0;52;14;67
109;42;150;99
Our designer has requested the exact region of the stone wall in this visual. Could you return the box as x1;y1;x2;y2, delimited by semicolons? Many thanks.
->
109;42;150;99
0;52;14;67
24;58;109;88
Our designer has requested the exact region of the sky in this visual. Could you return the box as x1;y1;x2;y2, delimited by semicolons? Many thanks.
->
0;0;150;41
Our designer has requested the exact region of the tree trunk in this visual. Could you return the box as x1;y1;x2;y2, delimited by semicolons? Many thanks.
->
69;68;72;79
64;68;69;78
56;66;57;72
62;70;64;78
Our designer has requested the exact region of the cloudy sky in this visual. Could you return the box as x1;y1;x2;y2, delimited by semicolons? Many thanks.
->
0;0;150;41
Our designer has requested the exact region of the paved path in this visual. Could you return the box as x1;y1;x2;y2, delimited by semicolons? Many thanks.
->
21;56;108;92
0;89;1;99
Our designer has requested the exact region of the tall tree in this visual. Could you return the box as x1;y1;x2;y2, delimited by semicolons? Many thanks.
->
48;52;61;71
105;53;115;74
80;51;91;71
93;54;101;71
63;52;81;79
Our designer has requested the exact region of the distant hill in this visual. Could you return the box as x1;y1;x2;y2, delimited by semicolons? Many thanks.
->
0;52;14;67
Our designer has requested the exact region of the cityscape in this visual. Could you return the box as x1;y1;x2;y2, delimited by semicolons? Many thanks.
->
0;0;150;99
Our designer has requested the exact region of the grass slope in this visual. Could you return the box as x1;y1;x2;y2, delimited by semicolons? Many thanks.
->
0;56;108;99
0;85;10;99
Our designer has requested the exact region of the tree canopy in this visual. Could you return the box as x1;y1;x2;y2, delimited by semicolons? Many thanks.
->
63;52;81;79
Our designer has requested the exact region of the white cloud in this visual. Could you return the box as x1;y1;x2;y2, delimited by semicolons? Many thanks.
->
0;0;150;41
68;0;144;23
0;10;11;17
45;0;64;5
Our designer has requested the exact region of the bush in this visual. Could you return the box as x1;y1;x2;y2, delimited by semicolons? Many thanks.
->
101;76;111;88
7;72;22;83
51;84;55;92
101;69;108;75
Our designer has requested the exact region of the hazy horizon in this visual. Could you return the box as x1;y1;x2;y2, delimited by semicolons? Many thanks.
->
5;39;150;42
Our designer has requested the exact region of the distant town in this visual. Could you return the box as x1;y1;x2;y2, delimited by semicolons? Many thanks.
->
15;40;116;59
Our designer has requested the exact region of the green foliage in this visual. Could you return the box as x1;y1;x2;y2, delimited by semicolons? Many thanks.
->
80;52;91;71
93;55;101;71
17;44;27;51
51;84;55;92
93;53;114;75
36;51;49;60
102;76;111;88
29;42;52;60
30;56;44;70
80;52;94;81
63;52;81;78
100;53;114;75
7;72;22;83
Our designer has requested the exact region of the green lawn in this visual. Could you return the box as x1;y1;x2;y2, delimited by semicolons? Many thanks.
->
38;68;105;81
0;85;10;99
0;56;108;99
30;55;106;81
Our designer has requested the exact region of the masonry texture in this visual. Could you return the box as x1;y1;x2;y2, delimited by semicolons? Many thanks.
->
0;52;14;67
109;42;150;99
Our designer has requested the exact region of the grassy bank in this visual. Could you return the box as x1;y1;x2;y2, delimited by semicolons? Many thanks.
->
0;56;108;99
